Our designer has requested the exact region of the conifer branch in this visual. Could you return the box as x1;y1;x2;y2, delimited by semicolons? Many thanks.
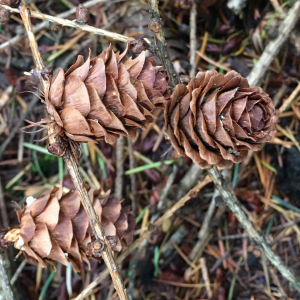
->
18;1;129;299
147;0;300;293
147;0;178;89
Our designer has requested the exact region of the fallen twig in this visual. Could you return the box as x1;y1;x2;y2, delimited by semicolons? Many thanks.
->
200;257;213;299
10;259;27;286
18;1;129;299
279;81;300;114
0;0;116;51
189;0;197;77
188;190;218;261
247;1;300;87
176;164;203;199
0;2;131;43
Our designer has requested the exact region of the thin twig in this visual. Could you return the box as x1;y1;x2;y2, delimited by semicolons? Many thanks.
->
67;151;129;300
0;3;131;43
73;176;212;300
18;2;129;299
200;257;212;299
0;0;115;51
176;164;203;199
279;80;300;113
10;259;27;285
247;0;300;87
189;0;197;77
157;164;178;210
188;190;218;261
207;165;300;292
147;0;178;89
0;251;14;300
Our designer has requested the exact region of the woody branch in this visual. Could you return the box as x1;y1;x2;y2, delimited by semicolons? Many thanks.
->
17;1;129;299
147;0;300;293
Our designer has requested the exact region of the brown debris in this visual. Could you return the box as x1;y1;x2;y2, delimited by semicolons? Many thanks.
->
129;39;148;54
164;70;275;169
0;7;10;24
76;4;90;24
7;187;135;270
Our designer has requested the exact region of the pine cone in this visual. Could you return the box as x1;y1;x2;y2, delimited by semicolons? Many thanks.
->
1;187;135;271
164;71;275;169
45;45;170;146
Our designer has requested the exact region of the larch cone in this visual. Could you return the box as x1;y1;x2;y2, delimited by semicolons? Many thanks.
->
164;70;275;169
45;44;170;146
1;187;135;271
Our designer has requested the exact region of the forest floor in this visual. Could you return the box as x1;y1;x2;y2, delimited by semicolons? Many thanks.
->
1;0;300;299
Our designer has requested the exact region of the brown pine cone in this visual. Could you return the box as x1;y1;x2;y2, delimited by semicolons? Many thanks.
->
44;45;170;146
164;71;275;169
1;187;135;271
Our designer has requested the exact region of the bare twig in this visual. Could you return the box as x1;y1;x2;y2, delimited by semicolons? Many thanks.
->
200;258;212;299
0;251;14;300
207;165;300;292
0;0;116;51
161;225;187;258
10;260;27;285
73;176;212;300
18;2;129;299
247;0;300;87
147;0;178;89
188;190;218;261
176;164;203;199
115;136;124;200
189;0;197;77
279;80;300;113
0;3;131;44
157;164;178;210
67;151;129;300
